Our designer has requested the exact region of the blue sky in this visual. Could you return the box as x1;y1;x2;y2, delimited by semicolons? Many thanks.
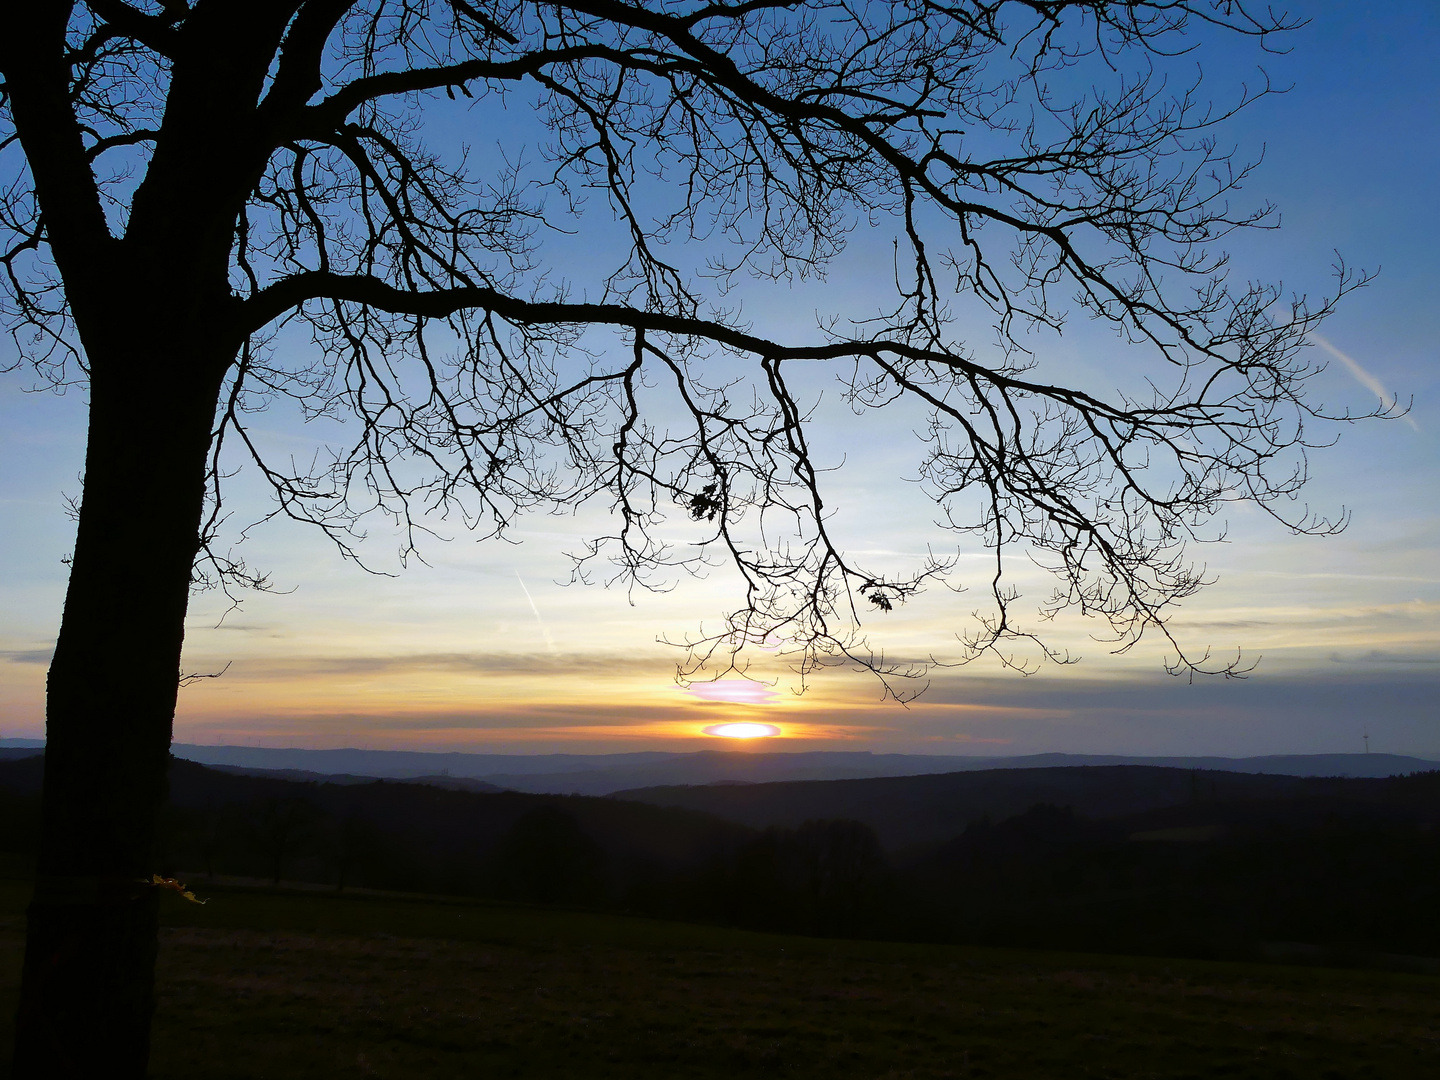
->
1;1;1436;756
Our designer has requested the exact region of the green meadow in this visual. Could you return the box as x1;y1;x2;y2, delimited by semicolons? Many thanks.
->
1;879;1438;1078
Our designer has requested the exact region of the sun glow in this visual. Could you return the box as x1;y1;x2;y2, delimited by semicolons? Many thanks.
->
703;722;781;739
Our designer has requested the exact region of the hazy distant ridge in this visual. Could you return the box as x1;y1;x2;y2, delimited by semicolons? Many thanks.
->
169;746;1439;794
4;742;1431;794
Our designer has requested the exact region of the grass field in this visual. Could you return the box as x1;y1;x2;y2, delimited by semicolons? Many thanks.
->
1;879;1438;1078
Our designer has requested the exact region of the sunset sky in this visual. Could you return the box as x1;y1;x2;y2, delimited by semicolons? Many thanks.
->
2;0;1436;758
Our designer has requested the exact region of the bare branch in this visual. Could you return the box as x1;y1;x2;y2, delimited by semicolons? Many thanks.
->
4;0;1384;690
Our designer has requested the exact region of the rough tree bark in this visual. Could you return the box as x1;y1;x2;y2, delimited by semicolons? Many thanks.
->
13;316;233;1075
2;5;284;1071
4;9;250;1067
3;5;202;1069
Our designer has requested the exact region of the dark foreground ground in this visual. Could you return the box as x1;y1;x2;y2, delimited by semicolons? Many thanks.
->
0;879;1437;1079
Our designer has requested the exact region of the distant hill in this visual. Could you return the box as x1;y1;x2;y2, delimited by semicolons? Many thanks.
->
615;764;1440;850
202;763;506;793
170;745;681;782
2;754;1439;963
160;745;1440;794
0;754;749;907
3;741;1433;796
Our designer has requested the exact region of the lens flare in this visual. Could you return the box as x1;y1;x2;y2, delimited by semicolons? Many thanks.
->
685;681;778;705
703;722;781;739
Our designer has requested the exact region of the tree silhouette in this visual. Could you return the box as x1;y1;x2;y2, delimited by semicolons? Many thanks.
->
0;1;1387;1074
496;804;607;905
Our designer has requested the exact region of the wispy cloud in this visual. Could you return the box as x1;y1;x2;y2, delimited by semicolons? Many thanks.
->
162;666;1440;756
1310;332;1418;431
0;649;52;665
1328;650;1440;666
205;650;669;680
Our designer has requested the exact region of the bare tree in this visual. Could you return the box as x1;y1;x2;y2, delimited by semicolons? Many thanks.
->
0;1;1386;1073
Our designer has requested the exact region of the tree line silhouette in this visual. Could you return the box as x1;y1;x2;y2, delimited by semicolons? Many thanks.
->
3;757;1438;963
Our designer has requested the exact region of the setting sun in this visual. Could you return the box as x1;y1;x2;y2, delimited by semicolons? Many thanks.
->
703;722;781;739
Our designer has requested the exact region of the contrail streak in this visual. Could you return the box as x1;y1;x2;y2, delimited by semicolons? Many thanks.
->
1311;332;1418;431
515;571;557;653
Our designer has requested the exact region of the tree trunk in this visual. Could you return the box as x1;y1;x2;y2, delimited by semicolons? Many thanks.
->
12;328;230;1078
